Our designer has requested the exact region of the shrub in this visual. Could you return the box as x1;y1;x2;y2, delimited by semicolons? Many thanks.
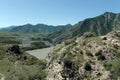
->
84;62;92;71
86;50;93;57
95;50;102;56
83;32;95;38
95;50;105;60
97;54;106;60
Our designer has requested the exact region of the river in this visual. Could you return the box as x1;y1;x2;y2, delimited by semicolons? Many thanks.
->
26;46;54;59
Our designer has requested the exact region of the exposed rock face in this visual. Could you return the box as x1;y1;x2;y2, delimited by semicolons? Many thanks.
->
46;31;120;80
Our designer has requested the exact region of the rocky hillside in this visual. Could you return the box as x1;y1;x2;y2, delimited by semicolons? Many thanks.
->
49;12;120;44
46;30;120;80
1;24;71;34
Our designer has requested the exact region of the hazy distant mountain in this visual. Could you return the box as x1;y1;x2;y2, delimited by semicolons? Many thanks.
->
49;12;120;44
1;24;72;34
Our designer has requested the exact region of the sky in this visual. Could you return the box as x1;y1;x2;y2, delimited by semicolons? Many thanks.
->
0;0;120;27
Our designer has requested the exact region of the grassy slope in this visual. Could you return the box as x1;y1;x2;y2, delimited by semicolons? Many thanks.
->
0;44;47;80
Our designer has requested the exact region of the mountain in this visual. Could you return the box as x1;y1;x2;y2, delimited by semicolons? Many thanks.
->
0;24;72;34
48;12;120;44
46;30;120;80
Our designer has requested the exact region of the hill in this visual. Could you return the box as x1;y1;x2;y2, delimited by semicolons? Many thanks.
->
0;24;72;34
46;30;120;80
0;44;47;80
48;12;120;44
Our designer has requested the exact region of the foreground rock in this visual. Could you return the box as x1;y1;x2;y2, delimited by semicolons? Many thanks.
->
46;31;120;80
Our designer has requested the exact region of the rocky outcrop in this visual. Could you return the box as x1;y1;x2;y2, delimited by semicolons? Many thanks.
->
46;31;120;80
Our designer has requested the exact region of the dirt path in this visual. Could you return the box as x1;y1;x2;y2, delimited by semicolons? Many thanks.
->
26;47;54;59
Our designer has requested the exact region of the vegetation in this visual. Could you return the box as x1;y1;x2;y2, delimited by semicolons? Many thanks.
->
104;58;120;79
84;62;92;71
95;50;106;60
1;24;71;34
64;38;76;45
0;44;47;80
115;52;120;58
0;32;49;80
0;12;120;80
49;12;120;44
86;50;93;57
22;41;49;51
0;36;22;44
63;52;74;62
0;60;47;80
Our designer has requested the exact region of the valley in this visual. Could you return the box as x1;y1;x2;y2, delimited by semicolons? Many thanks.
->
0;12;120;80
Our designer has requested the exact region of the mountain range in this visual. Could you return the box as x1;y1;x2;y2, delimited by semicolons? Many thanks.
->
1;12;120;44
48;12;120;44
0;24;72;34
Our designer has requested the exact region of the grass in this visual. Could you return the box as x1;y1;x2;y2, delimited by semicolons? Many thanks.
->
0;60;47;80
0;36;22;44
0;43;47;80
104;58;120;79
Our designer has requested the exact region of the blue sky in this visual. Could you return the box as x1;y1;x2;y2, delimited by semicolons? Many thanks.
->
0;0;120;27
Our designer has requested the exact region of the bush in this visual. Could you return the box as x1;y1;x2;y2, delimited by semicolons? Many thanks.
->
97;54;106;60
84;62;92;71
83;32;95;38
86;50;93;57
95;50;102;56
95;50;106;60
